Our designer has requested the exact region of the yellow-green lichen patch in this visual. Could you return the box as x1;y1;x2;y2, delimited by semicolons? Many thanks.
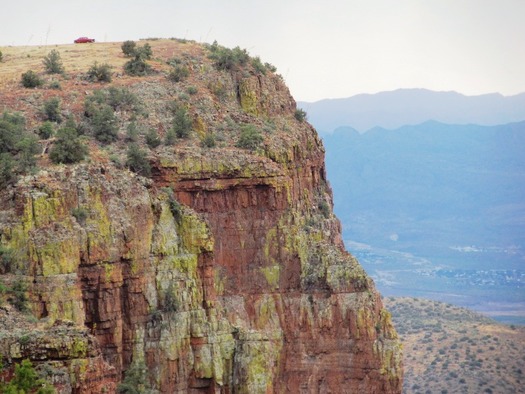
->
193;115;207;139
260;265;280;290
169;253;198;278
213;267;226;296
254;295;280;331
378;308;398;340
373;338;404;381
84;186;113;262
37;234;80;276
233;331;282;394
71;336;89;357
238;78;259;116
151;200;180;257
356;307;376;339
177;210;214;254
193;343;213;378
31;190;68;227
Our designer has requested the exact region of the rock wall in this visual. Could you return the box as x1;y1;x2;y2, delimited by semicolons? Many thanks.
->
0;39;402;393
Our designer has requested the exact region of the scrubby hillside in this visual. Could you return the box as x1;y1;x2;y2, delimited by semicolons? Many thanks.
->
384;297;524;394
0;39;402;393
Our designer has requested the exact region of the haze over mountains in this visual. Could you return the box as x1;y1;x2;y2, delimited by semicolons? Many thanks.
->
298;88;525;133
299;89;525;323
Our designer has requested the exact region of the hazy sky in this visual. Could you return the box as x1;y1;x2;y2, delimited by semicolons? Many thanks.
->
2;0;525;101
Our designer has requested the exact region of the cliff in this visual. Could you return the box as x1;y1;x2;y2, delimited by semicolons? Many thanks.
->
0;39;402;393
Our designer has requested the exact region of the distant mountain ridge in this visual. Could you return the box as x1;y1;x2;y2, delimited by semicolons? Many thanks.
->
322;120;525;314
298;88;525;133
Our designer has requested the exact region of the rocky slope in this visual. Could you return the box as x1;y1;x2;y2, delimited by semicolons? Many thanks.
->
0;39;402;393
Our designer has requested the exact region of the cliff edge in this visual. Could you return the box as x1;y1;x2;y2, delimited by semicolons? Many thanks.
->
0;39;402;393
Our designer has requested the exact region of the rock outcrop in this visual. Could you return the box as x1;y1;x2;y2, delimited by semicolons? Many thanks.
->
0;40;402;393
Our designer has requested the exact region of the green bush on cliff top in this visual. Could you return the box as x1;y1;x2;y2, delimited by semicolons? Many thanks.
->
122;41;153;76
236;124;263;151
49;125;88;164
126;143;151;177
43;49;64;75
0;111;39;185
208;40;249;71
21;70;43;88
86;62;113;82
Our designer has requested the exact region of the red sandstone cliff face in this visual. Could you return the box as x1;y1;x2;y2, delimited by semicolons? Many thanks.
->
0;40;402;393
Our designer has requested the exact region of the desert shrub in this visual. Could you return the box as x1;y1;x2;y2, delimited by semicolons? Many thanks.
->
21;70;43;88
11;279;28;312
164;188;181;220
163;282;178;312
164;128;176;146
0;113;23;153
117;360;150;394
294;108;307;122
71;207;89;225
145;129;161;148
7;359;38;391
318;200;331;218
84;89;107;112
251;56;266;75
126;143;151;177
85;104;118;144
0;50;3;62
122;40;151;59
208;41;249;71
0;153;16;188
15;136;39;173
167;56;183;66
121;40;137;57
86;62;113;82
265;62;277;72
38;121;54;139
49;126;88;164
106;87;140;111
0;245;14;274
123;43;152;76
236;124;263;150
49;80;61;90
0;112;37;176
168;65;189;82
43;49;64;74
1;359;55;393
171;107;192;139
124;57;151;76
201;133;216;148
85;88;141;117
135;43;152;60
2;111;25;128
126;122;139;142
209;82;228;101
186;86;198;95
42;97;62;123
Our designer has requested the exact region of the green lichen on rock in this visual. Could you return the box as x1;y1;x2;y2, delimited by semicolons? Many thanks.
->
84;186;113;261
238;78;259;116
176;208;214;254
260;265;280;290
233;330;282;394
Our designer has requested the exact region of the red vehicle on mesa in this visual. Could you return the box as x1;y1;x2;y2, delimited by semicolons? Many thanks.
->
74;37;95;43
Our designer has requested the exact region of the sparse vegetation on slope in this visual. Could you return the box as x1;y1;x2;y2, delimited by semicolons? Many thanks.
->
384;297;525;394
